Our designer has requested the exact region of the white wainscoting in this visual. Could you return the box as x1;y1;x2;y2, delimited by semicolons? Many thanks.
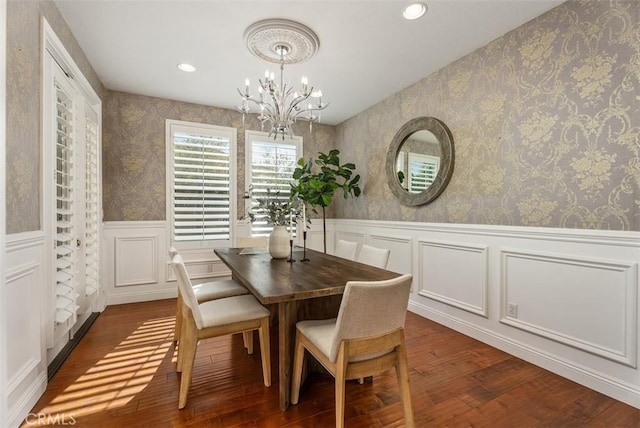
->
100;219;640;408
418;240;488;317
332;219;640;409
103;221;235;305
501;249;637;367
104;222;173;305
5;231;47;428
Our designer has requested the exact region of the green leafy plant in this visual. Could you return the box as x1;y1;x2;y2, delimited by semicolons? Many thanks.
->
249;188;298;227
290;149;361;253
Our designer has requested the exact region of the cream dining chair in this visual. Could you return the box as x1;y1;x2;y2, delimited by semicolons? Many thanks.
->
356;244;391;269
334;239;358;260
291;274;415;428
170;253;271;409
169;247;250;347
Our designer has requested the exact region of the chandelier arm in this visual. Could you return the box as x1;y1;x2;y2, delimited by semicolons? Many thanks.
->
292;100;330;116
237;88;250;99
283;91;311;118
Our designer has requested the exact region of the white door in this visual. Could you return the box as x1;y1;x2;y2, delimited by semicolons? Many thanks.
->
44;54;101;350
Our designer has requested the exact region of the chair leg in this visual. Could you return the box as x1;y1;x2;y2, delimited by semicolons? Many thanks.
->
395;341;415;428
243;330;254;354
334;347;348;428
258;317;271;387
174;293;183;344
178;319;198;409
291;332;305;405
176;312;189;373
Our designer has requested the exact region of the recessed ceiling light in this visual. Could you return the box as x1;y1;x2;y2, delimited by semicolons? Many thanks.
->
177;63;196;72
403;2;427;20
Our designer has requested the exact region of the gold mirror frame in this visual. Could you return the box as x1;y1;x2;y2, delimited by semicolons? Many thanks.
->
385;117;455;206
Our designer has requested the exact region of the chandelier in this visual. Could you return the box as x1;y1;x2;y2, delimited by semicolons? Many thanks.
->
237;19;328;140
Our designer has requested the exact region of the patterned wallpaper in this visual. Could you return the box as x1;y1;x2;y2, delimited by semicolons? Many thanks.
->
335;0;639;231
6;0;105;234
7;0;638;232
103;91;335;221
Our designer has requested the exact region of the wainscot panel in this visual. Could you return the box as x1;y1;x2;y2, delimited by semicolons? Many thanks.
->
332;219;640;409
5;231;47;427
500;249;637;367
103;221;236;305
418;240;488;317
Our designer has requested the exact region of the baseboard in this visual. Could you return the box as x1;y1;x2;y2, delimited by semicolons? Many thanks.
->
7;371;46;428
106;289;177;306
47;312;100;381
408;301;640;409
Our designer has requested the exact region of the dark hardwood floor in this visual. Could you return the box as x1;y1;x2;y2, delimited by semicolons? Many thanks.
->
24;299;640;427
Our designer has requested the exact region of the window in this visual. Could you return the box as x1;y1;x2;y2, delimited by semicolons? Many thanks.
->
245;130;302;236
166;120;237;248
408;152;439;193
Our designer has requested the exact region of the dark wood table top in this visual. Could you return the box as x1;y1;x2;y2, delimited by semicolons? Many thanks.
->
215;247;400;305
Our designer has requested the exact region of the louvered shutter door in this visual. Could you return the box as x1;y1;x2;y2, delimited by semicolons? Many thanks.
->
249;140;298;236
173;132;231;242
54;76;79;328
83;108;100;304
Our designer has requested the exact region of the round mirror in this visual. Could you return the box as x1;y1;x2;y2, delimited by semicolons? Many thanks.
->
386;117;454;206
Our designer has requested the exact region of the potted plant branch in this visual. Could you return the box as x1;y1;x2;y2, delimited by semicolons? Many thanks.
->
290;149;361;253
250;188;300;258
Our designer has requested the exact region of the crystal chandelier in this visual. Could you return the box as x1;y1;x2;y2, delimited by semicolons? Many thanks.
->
237;19;328;140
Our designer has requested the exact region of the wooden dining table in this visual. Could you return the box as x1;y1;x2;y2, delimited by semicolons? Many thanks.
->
214;246;401;410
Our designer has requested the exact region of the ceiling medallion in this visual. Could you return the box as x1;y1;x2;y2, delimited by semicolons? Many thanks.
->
244;18;319;64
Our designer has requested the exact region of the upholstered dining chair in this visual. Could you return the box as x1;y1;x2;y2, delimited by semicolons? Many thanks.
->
334;239;358;260
170;253;271;409
356;244;391;269
169;247;250;347
291;274;414;428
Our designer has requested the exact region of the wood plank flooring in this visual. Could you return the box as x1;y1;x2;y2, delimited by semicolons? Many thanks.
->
24;299;640;427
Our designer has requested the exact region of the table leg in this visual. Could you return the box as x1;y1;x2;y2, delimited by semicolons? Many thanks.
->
278;300;297;411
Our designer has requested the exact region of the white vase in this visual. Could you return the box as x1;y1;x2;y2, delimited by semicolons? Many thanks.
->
269;225;290;259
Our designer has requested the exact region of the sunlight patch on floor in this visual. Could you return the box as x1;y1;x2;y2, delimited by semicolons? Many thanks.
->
25;316;176;425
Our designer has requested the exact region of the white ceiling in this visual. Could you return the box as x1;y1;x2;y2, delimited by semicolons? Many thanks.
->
54;0;564;125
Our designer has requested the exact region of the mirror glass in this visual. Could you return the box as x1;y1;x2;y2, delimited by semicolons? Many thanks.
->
395;130;441;194
386;117;454;206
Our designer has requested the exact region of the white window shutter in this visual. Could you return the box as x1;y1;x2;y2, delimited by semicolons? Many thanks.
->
170;124;235;245
83;108;100;303
408;152;440;193
53;75;78;330
247;135;301;236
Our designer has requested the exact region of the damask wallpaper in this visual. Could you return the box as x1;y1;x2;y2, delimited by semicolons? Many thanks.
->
335;0;639;231
7;0;637;232
6;0;105;234
102;91;335;221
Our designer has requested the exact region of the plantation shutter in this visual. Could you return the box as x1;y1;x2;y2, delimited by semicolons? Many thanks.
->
172;129;232;243
408;153;440;193
54;75;79;327
44;22;103;353
83;108;100;303
248;138;300;236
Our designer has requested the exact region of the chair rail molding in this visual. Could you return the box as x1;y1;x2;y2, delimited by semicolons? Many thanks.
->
332;218;640;409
